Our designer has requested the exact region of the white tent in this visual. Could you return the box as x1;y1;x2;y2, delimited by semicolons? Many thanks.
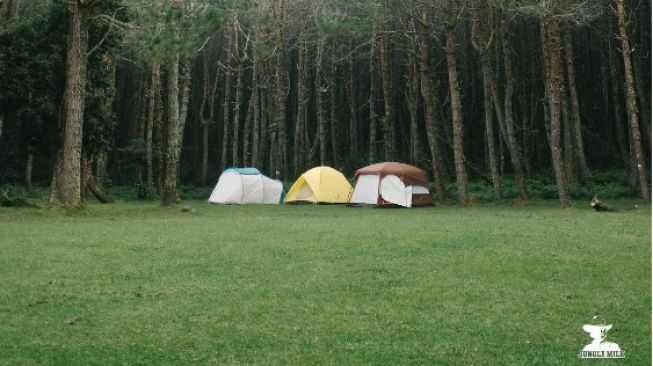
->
208;168;283;204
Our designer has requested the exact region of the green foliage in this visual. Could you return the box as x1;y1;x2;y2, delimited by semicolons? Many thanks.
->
123;1;228;66
440;170;636;203
0;201;649;364
0;1;67;153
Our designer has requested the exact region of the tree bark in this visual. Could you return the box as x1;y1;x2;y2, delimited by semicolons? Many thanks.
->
542;14;571;208
418;7;447;203
500;11;530;200
231;20;243;167
316;36;327;165
616;0;649;201
25;143;33;189
49;0;90;207
368;35;378;164
347;40;358;165
162;54;180;206
563;28;591;192
378;10;395;161
330;61;338;167
404;15;420;165
251;27;262;169
146;64;160;197
294;23;307;174
273;0;288;177
471;2;501;200
445;24;469;205
221;16;234;171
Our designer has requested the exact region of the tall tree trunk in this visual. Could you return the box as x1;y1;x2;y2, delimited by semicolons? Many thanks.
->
471;2;501;200
273;0;288;177
616;0;650;201
49;1;90;206
378;11;395;161
175;57;191;200
368;35;378;164
221;17;234;171
231;20;243;167
260;74;269;173
481;60;501;200
251;29;262;168
294;24;307;174
330;62;338;167
561;77;575;182
316;36;327;165
418;7;447;203
404;15;420;166
563;28;591;192
445;24;469;206
243;94;253;166
146;64;160;197
162;55;180;206
347;40;358;165
500;11;530;200
24;143;33;189
542;15;571;208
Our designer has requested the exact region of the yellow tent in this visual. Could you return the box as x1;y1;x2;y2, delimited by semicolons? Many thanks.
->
284;166;353;204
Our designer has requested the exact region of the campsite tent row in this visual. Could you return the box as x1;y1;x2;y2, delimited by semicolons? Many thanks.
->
208;163;433;208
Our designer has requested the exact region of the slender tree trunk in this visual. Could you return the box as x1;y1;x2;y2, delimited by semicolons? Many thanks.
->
231;20;243;167
221;18;234;171
405;17;420;165
146;64;160;197
274;0;288;177
232;59;243;167
49;0;90;206
500;11;530;200
543;15;571;208
418;7;447;203
162;55;180;206
561;77;575;181
368;35;378;164
564;28;591;192
616;0;649;201
378;11;394;161
482;60;501;200
25;143;33;189
316;36;327;165
175;57;191;199
471;2;500;200
260;75;269;173
330;62;338;167
251;31;262;168
445;25;469;206
294;24;307;174
347;40;358;165
243;94;253;166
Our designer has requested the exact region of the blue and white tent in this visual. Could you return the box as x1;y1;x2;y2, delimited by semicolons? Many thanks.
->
208;168;283;204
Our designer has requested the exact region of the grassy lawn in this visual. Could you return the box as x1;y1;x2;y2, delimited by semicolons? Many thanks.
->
0;200;650;365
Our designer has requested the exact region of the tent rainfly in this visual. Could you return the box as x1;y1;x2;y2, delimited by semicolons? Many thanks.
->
208;168;283;204
349;162;433;207
284;166;353;204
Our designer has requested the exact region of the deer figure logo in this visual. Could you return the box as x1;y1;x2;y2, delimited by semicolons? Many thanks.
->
579;323;624;358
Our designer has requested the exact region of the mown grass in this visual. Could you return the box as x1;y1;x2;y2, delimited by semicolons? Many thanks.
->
0;200;650;365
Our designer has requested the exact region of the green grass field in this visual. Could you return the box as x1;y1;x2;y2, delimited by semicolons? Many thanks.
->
0;200;650;365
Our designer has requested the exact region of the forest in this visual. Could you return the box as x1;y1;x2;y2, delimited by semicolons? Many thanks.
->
0;0;650;207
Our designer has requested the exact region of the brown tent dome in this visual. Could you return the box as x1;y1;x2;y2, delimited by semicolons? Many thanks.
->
354;162;429;187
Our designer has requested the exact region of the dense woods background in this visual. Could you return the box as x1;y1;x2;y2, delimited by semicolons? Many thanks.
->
0;0;650;207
